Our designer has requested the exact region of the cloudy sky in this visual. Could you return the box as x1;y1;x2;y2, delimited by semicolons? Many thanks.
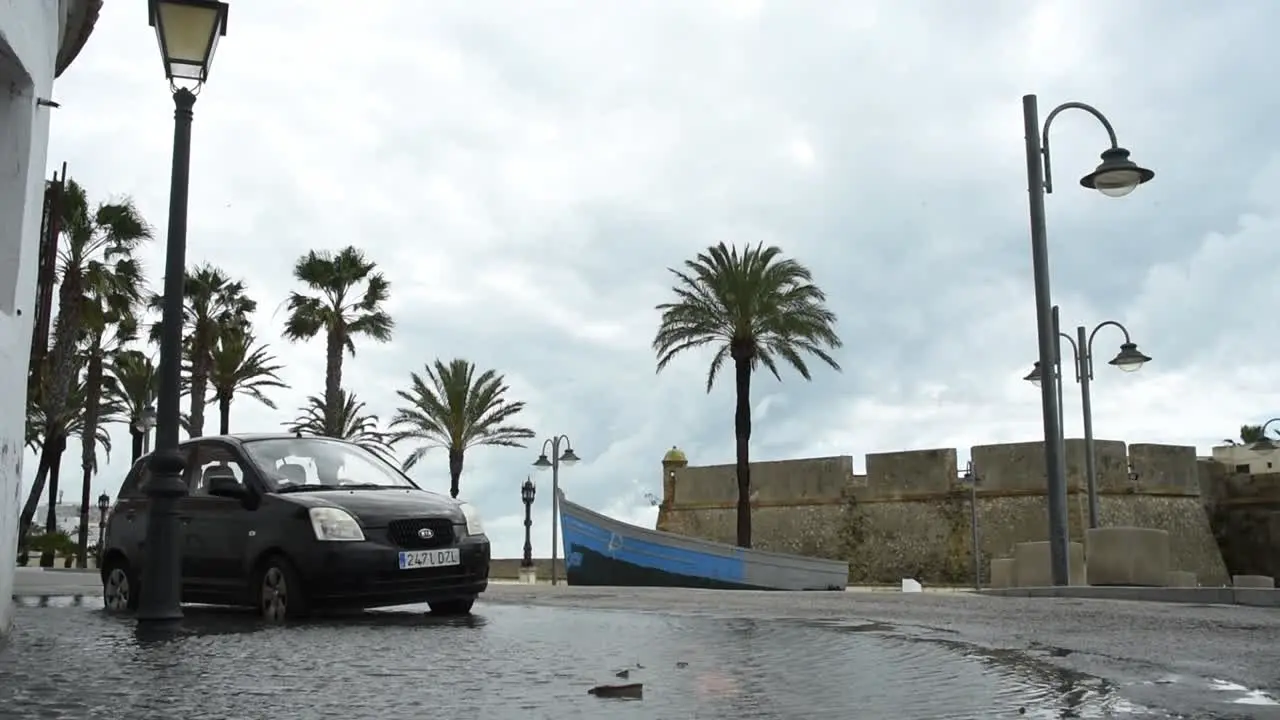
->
27;0;1280;557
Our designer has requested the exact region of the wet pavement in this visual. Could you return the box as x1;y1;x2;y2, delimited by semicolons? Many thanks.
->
2;582;1278;718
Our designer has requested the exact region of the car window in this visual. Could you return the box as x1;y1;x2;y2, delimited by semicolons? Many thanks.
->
241;437;416;491
119;460;148;499
190;442;249;497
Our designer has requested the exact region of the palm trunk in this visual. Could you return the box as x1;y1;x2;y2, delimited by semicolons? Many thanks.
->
218;393;232;434
18;442;54;554
732;351;753;549
130;428;143;463
323;326;344;436
39;437;66;567
77;351;103;568
189;351;210;438
448;447;464;499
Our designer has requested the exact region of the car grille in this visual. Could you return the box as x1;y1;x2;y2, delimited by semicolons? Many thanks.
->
386;518;454;549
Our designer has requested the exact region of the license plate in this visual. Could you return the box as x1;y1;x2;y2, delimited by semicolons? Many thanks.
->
398;548;460;570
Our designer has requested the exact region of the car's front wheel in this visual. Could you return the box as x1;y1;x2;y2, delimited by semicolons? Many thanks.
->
255;554;310;622
428;597;475;616
102;557;140;613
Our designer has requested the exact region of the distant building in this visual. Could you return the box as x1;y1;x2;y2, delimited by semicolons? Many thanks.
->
0;0;102;638
1210;444;1280;476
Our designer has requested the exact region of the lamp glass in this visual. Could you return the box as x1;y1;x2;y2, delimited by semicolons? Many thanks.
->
154;1;224;81
533;454;552;470
1092;170;1141;197
1109;344;1150;373
559;448;581;466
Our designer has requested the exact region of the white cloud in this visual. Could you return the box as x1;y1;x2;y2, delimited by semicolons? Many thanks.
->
22;0;1280;562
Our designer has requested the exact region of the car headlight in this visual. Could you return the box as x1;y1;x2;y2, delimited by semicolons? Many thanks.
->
459;502;484;536
309;507;365;541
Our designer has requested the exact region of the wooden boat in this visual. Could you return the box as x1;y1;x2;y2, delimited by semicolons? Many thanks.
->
558;491;848;591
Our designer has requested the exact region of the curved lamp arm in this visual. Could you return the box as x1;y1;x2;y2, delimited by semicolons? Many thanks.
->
1085;320;1134;379
1040;102;1121;194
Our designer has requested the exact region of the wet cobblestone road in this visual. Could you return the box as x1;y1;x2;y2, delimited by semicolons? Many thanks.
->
0;595;1224;719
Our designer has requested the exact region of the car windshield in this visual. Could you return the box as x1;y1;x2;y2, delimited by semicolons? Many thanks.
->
241;437;417;492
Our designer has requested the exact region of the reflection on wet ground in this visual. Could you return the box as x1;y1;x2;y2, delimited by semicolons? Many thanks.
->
0;597;1210;718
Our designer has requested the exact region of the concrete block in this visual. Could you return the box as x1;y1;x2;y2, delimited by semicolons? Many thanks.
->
1013;541;1086;587
1166;571;1197;588
989;558;1014;589
1234;588;1280;607
1085;527;1171;587
1232;574;1275;589
518;566;538;584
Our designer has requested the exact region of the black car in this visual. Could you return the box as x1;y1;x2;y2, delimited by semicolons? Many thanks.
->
100;433;490;621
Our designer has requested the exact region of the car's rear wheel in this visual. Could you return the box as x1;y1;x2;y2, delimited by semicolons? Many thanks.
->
102;558;140;613
428;597;475;616
255;554;309;622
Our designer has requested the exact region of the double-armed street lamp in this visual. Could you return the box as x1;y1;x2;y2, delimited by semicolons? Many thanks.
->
1021;94;1154;586
137;0;229;625
532;435;580;586
1250;418;1280;451
520;478;536;569
959;461;982;592
1023;306;1152;530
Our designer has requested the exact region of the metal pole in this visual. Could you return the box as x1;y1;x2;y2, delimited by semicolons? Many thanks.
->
1022;94;1070;586
1052;306;1066;465
1078;325;1099;529
137;87;196;624
970;478;980;591
550;436;560;586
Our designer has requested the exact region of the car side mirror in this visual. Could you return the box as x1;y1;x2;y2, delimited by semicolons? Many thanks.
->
208;475;248;500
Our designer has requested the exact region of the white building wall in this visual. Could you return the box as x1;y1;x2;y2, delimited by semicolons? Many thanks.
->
0;0;62;638
1210;445;1280;476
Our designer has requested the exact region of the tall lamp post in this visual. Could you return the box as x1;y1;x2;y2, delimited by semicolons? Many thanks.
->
1250;418;1280;451
1021;94;1154;586
137;0;229;624
96;492;110;566
520;478;536;572
960;461;982;592
532;435;580;586
1024;308;1152;529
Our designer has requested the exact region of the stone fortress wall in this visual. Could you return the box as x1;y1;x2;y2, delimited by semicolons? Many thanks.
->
1197;461;1280;580
655;440;1231;586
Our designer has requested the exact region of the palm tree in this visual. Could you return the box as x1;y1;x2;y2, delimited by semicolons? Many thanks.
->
283;246;393;435
387;359;534;499
106;349;159;463
284;390;396;463
208;327;286;434
19;180;150;552
150;263;255;438
76;270;143;567
652;242;842;548
23;362;117;566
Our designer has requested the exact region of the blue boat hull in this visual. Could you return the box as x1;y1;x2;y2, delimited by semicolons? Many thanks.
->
558;491;848;591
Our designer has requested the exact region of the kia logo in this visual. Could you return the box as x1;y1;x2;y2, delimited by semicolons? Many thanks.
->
417;527;435;540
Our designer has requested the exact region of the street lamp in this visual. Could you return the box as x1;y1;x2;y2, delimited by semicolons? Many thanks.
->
132;404;158;462
1251;418;1280;451
1021;94;1153;586
532;435;580;586
1023;305;1152;529
520;478;536;569
96;492;111;565
138;0;229;625
959;461;982;592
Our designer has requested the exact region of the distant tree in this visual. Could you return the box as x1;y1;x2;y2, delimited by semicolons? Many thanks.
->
388;358;535;499
207;327;286;434
283;246;393;435
653;242;842;548
284;390;396;463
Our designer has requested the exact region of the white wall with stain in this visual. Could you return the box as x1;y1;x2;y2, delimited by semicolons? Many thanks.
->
0;0;62;637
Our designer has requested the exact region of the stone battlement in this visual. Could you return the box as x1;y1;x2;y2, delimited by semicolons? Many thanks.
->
656;440;1228;586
